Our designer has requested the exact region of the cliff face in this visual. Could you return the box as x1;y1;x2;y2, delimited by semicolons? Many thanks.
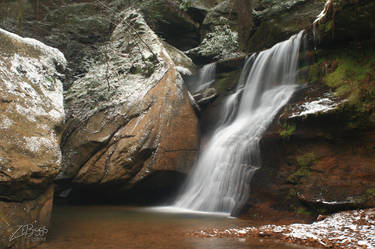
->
0;29;65;248
245;0;375;219
180;0;375;220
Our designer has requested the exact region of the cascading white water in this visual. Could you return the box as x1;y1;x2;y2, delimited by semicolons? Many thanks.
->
187;62;216;94
174;31;304;215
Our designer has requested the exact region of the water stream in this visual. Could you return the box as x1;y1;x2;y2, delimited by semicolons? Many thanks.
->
175;31;304;215
186;62;217;94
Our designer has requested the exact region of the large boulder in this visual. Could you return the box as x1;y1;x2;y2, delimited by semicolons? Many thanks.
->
60;9;199;202
0;29;65;248
187;0;243;63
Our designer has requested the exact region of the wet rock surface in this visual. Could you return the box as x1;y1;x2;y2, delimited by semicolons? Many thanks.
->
193;87;218;107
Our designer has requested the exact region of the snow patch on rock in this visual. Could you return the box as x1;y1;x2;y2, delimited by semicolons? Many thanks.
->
24;136;56;153
290;97;341;118
192;209;375;249
0;28;66;69
186;23;241;61
65;9;171;122
0;115;13;129
0;28;66;180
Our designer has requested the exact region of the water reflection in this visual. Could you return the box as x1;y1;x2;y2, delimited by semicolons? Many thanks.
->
39;205;308;249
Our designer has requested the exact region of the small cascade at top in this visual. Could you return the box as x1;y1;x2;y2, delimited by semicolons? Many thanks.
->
174;31;305;215
186;62;216;94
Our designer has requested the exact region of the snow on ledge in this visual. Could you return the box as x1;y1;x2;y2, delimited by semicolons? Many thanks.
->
0;28;66;69
0;28;66;160
290;97;340;118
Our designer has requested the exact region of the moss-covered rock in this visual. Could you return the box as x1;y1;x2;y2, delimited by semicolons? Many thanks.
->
243;1;375;219
308;44;375;117
287;152;316;184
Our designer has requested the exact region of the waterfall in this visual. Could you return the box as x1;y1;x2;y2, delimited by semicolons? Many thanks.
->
186;63;216;94
174;31;304;215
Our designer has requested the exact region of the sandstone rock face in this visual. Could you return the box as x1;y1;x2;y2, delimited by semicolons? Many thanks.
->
162;41;197;76
250;95;375;218
244;1;375;219
60;9;199;199
246;0;325;52
0;29;65;248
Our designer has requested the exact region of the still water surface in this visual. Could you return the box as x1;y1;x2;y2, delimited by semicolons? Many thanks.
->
39;205;309;249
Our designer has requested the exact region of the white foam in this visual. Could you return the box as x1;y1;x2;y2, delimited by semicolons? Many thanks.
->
145;206;231;217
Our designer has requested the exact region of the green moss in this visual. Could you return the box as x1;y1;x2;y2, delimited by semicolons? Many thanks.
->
324;56;368;88
308;63;321;84
296;152;316;167
177;0;191;11
324;20;333;32
307;44;375;127
279;122;296;138
320;45;375;115
287;152;316;184
215;70;241;95
296;206;313;216
287;166;311;184
346;188;375;206
366;188;375;199
287;188;297;200
317;207;328;214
